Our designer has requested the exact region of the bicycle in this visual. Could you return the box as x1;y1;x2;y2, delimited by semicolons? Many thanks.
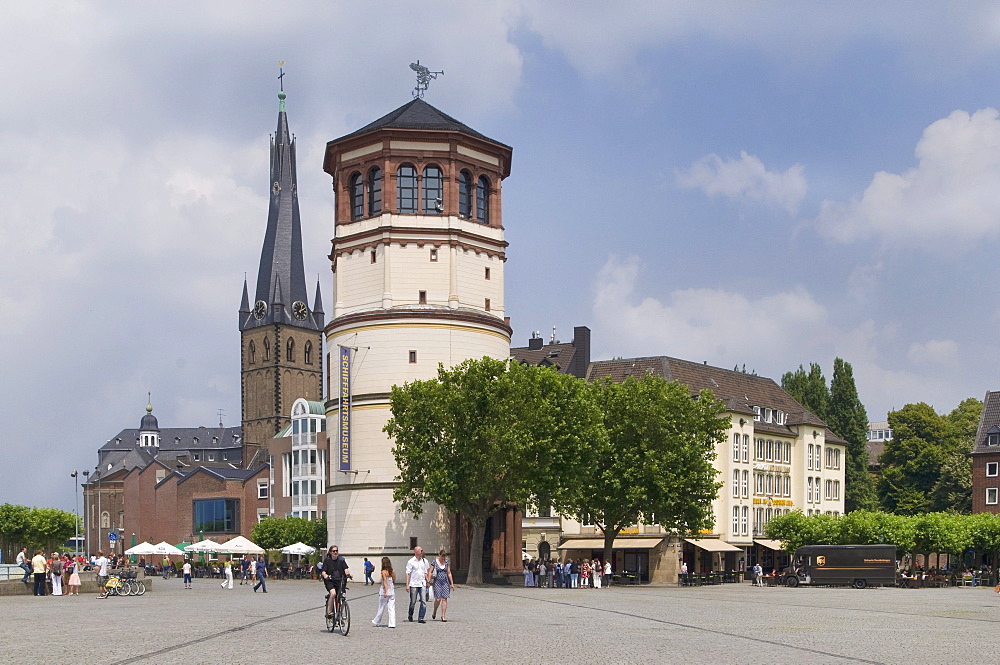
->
324;580;350;636
101;574;125;598
121;569;146;596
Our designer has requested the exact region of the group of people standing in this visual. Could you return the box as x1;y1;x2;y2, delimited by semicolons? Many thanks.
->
524;558;612;589
17;547;84;597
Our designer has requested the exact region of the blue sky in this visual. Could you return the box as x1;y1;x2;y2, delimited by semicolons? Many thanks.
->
4;2;1000;512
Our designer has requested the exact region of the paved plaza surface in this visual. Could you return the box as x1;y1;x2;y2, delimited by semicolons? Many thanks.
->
3;578;999;664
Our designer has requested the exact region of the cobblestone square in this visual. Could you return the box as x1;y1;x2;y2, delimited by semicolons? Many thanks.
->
3;579;997;664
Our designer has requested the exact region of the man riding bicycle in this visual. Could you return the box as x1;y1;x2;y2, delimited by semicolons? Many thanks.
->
322;545;352;618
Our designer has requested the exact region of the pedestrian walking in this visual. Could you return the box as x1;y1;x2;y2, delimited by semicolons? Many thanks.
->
570;560;580;588
364;557;375;585
429;548;455;621
592;559;602;589
372;557;396;628
50;553;64;596
221;558;234;589
162;556;170;579
240;555;250;585
95;550;110;598
581;560;591;588
253;556;268;593
604;559;612;587
182;559;193;589
31;550;47;596
405;545;429;622
523;560;532;587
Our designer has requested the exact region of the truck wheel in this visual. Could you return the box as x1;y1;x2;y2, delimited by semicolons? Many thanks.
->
853;579;867;589
785;576;799;588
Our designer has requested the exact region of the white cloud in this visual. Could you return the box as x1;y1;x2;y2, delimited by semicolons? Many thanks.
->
676;151;806;214
815;108;1000;248
907;339;959;367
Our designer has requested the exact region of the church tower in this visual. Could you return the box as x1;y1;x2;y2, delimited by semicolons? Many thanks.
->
240;88;324;463
322;98;514;569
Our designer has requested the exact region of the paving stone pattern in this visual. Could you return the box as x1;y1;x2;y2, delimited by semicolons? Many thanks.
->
3;578;999;664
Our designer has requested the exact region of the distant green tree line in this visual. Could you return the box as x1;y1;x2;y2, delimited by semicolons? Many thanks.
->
0;503;79;562
250;516;327;551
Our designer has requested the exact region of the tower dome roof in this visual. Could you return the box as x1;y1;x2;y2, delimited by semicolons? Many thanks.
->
140;393;159;431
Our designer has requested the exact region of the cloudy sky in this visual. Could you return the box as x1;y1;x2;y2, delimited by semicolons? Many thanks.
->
5;1;1000;513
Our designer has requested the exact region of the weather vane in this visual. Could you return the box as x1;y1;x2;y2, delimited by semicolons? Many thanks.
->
409;60;443;99
278;61;286;92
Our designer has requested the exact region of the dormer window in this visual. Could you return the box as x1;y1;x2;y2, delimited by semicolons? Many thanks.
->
988;433;1000;446
774;410;785;425
763;408;772;423
753;406;761;422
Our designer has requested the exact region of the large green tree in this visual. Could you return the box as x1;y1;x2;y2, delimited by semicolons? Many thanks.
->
251;516;327;551
555;375;728;570
386;357;605;584
878;398;980;514
827;358;877;512
0;504;78;561
781;363;830;422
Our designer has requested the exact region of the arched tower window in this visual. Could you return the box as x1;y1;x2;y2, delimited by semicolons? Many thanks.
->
476;175;490;224
422;165;443;214
367;167;382;216
349;172;363;220
249;340;256;364
101;511;110;529
287;337;295;362
304;341;313;365
397;164;417;213
458;170;472;218
263;337;270;361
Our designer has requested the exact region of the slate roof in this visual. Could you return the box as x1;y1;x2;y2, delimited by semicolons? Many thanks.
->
100;426;243;452
176;466;266;485
972;391;1000;454
510;342;579;375
336;98;508;148
587;356;846;444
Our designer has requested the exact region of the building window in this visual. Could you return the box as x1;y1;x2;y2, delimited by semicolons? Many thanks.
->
458;169;472;218
815;477;822;503
263;337;270;361
430;248;438;262
476;175;490;223
422;165;443;214
988;462;999;477
741;506;748;535
766;440;773;461
732;470;739;497
733;434;740;462
304;341;313;365
368;167;382;215
248;341;256;364
807;477;813;502
485;267;491;280
418;290;427;304
834;481;840;500
753;406;761;421
743;434;749;463
258;481;269;499
208;453;215;462
222;453;228;461
484;298;491;311
193;498;238;533
408;350;417;363
741;470;749;498
287;338;295;362
784;475;791;496
397;164;417;212
370;250;377;264
989;433;1000;446
193;452;201;462
733;507;739;534
988;488;999;505
816;446;822;467
349;172;363;220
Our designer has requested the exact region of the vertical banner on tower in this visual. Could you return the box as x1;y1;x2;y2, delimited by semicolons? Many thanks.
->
338;345;352;471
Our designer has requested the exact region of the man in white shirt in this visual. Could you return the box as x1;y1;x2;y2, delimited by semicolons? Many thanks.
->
405;546;430;623
95;551;110;598
17;547;30;583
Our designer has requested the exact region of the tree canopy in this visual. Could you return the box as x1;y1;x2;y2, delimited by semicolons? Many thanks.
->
251;516;327;551
0;503;79;561
878;398;980;514
555;374;728;569
827;358;877;512
781;363;829;422
386;357;606;584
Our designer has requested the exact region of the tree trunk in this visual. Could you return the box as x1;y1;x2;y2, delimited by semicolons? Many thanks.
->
466;518;488;585
602;527;619;579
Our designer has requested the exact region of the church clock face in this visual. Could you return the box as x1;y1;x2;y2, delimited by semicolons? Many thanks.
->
253;300;267;320
292;301;308;320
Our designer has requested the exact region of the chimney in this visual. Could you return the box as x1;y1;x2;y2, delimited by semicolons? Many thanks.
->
528;334;543;351
570;326;591;378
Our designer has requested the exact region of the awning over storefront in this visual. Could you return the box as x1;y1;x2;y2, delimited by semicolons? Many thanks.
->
754;539;786;551
684;538;743;553
558;537;664;550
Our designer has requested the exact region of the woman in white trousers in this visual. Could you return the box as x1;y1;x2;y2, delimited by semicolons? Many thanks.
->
372;557;396;628
221;559;234;589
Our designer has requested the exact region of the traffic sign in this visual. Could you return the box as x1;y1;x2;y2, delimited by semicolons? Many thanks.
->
108;532;118;542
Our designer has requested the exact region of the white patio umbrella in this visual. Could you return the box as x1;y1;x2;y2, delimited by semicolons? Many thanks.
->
124;542;159;556
151;541;186;556
217;535;265;555
280;542;316;555
185;539;223;553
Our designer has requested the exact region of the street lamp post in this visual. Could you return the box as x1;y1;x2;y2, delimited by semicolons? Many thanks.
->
70;471;80;556
81;470;90;557
96;466;102;555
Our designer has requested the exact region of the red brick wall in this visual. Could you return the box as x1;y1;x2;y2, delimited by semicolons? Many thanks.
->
972;451;1000;513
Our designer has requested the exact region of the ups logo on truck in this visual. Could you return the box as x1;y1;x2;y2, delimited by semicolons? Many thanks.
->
816;556;827;566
